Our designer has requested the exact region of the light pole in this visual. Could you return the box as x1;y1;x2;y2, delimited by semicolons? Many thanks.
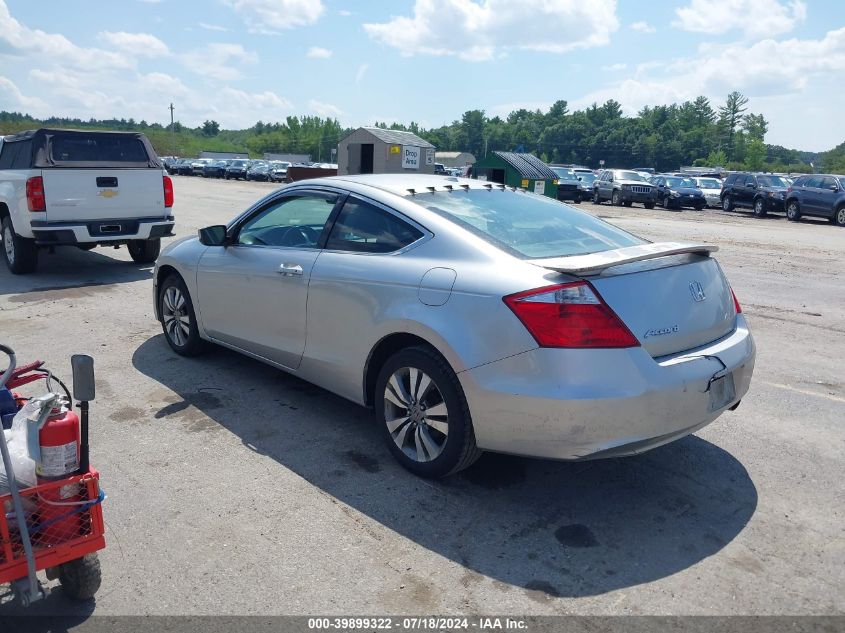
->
169;103;175;156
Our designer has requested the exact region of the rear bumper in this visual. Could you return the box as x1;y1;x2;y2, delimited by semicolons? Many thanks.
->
30;216;175;245
459;315;755;460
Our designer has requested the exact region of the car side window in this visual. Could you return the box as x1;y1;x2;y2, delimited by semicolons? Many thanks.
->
325;197;423;254
821;177;838;190
236;192;338;248
804;176;822;188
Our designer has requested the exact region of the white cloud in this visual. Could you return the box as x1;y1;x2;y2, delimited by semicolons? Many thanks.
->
307;46;332;58
308;99;343;117
601;62;627;71
338;10;352;16
98;31;170;58
673;0;806;38
631;21;655;34
363;0;618;61
198;22;229;32
572;27;845;150
355;63;369;83
0;75;48;111
0;1;132;70
182;43;257;81
223;0;325;32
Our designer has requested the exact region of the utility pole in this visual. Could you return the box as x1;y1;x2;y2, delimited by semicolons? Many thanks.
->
169;103;175;156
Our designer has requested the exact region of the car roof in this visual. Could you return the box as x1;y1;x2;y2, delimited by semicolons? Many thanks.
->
306;174;508;197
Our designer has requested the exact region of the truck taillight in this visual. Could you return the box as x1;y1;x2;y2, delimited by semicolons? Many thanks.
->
163;175;174;208
504;282;639;348
26;176;46;212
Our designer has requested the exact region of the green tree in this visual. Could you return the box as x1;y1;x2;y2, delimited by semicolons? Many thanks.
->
744;138;766;171
706;149;728;166
201;120;220;136
717;91;749;159
742;113;768;142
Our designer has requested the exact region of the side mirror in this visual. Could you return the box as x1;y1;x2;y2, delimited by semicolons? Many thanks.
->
830;184;839;191
746;182;756;188
198;225;228;246
71;355;95;402
577;176;582;181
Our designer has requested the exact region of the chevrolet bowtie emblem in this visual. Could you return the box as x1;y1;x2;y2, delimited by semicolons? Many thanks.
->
98;189;119;199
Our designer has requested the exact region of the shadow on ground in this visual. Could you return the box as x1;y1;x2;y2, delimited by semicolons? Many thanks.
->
129;335;757;600
0;246;152;298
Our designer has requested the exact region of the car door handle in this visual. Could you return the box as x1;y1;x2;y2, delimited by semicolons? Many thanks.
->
278;263;303;276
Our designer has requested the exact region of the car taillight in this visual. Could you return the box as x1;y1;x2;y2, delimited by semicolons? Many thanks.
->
731;288;742;314
504;282;639;348
26;176;46;212
163;175;174;208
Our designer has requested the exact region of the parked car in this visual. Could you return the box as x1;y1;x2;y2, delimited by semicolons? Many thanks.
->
720;172;790;217
225;159;249;180
653;175;707;210
190;158;213;176
593;169;657;208
203;160;229;178
550;166;582;203
784;174;845;226
434;163;448;176
172;158;194;176
576;171;597;200
0;128;174;273
152;174;754;478
269;161;292;182
693;176;723;208
246;163;271;181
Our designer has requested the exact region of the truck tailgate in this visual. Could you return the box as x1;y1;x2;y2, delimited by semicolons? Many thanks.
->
41;169;166;222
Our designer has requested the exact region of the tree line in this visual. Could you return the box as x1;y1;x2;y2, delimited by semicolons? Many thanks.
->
1;91;838;172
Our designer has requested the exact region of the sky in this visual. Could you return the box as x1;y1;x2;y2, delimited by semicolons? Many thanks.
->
0;0;843;152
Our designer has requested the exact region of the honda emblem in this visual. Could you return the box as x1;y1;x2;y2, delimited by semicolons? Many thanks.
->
689;281;706;302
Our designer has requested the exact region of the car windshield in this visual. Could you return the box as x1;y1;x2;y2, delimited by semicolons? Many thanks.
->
615;171;645;181
231;160;246;167
551;167;577;180
666;177;696;187
757;175;789;188
697;178;721;188
578;173;597;184
414;189;645;259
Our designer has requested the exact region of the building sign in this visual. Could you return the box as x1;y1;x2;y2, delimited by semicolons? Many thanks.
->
402;145;421;170
533;180;545;195
521;179;529;188
389;145;401;154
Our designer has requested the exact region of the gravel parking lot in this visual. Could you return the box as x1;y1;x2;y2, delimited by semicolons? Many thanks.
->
1;176;842;616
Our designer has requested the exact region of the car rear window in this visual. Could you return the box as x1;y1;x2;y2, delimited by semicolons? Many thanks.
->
414;188;645;259
50;133;149;163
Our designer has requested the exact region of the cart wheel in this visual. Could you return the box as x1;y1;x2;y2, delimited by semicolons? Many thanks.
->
59;553;102;600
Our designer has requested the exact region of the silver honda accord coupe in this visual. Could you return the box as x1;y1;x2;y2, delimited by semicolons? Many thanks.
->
152;174;755;477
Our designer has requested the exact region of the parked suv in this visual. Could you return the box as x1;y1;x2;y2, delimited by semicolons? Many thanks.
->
0;128;174;273
720;172;790;217
784;174;845;226
653;175;706;210
593;169;656;208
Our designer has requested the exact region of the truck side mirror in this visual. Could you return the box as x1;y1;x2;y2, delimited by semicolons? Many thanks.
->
71;355;95;401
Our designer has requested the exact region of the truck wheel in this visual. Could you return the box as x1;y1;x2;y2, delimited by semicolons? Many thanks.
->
593;190;601;204
59;553;101;600
644;202;655;209
612;190;622;206
623;201;633;207
127;238;161;263
2;216;38;274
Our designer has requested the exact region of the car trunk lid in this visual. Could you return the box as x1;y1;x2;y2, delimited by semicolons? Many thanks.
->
533;243;737;357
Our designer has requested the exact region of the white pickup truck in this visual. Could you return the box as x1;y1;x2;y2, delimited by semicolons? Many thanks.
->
0;128;175;274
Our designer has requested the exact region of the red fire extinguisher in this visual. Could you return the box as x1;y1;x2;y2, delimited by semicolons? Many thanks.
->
36;402;81;544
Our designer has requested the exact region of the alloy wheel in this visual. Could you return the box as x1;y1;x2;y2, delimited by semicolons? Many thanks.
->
383;367;449;463
837;207;845;226
162;286;190;347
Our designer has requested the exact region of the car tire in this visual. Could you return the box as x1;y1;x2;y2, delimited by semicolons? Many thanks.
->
834;205;845;227
593;190;601;204
58;554;101;601
694;202;705;211
644;202;655;209
623;201;633;207
786;200;802;222
127;238;161;263
375;346;481;478
753;198;767;217
612;190;622;206
159;274;206;356
662;196;671;209
2;216;38;275
722;195;734;212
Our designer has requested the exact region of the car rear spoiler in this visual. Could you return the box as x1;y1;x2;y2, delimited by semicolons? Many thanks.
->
531;242;718;276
